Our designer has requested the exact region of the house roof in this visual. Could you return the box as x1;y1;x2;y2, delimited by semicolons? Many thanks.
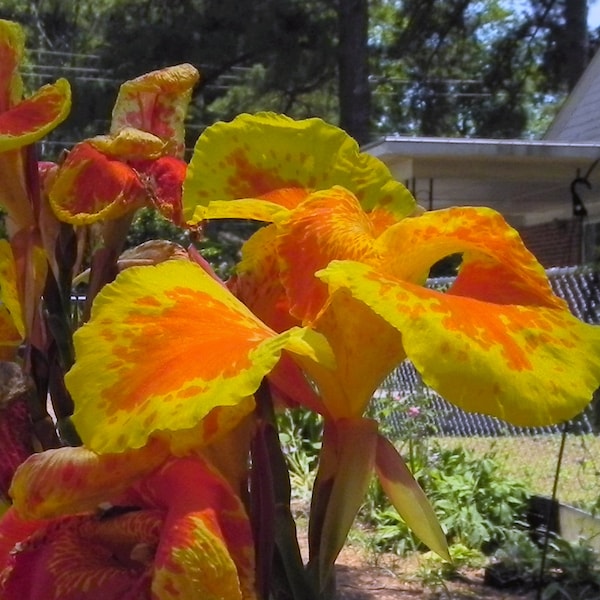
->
364;48;600;227
544;46;600;142
364;137;600;226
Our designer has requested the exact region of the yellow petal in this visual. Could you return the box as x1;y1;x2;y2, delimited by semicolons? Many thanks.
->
295;288;405;419
129;457;256;600
67;260;333;453
0;239;24;336
89;128;167;160
319;260;600;426
378;206;566;308
183;112;415;224
153;513;247;600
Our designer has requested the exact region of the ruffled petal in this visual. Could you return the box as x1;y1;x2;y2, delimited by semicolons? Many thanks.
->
49;141;146;224
0;79;71;150
110;64;200;157
9;442;169;520
90;128;167;160
319;260;600;426
67;260;333;453
183;112;415;224
377;206;566;308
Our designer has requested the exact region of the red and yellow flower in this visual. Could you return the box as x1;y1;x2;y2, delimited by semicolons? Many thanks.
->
48;63;199;227
0;443;256;599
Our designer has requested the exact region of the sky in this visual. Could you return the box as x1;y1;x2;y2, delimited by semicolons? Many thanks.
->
590;1;600;29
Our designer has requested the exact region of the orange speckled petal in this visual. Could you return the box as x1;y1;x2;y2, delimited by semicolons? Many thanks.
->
182;112;415;224
278;186;379;323
231;224;299;332
319;260;600;426
49;141;146;224
110;64;200;157
0;79;71;150
9;441;169;520
378;206;566;308
67;260;333;454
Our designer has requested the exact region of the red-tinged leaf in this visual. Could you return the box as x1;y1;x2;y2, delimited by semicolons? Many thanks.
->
375;435;449;560
309;418;377;589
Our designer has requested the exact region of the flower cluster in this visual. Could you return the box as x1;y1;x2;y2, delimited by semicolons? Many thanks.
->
0;19;599;600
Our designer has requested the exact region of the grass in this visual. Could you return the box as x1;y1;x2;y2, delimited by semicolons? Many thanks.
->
433;435;600;510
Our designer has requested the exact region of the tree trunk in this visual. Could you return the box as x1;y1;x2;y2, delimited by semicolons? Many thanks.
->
565;0;589;90
337;0;371;145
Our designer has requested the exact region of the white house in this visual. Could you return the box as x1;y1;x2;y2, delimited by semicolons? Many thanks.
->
364;50;600;267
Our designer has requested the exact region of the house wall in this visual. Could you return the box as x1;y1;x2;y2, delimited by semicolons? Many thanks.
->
518;219;584;268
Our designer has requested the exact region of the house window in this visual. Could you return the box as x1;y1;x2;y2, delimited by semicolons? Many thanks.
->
583;220;600;264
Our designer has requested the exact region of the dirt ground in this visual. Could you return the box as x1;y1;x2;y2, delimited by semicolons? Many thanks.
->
297;536;536;600
334;546;536;600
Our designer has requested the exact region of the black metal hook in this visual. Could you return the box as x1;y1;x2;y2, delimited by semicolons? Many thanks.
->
570;171;591;218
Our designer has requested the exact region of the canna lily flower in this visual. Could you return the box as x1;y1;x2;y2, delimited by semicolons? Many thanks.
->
181;112;600;585
0;19;71;234
48;63;199;228
0;443;257;599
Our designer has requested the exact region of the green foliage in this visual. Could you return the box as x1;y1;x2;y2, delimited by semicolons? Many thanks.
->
489;529;600;599
3;0;592;144
126;207;191;248
361;442;528;556
417;542;486;587
277;407;323;503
